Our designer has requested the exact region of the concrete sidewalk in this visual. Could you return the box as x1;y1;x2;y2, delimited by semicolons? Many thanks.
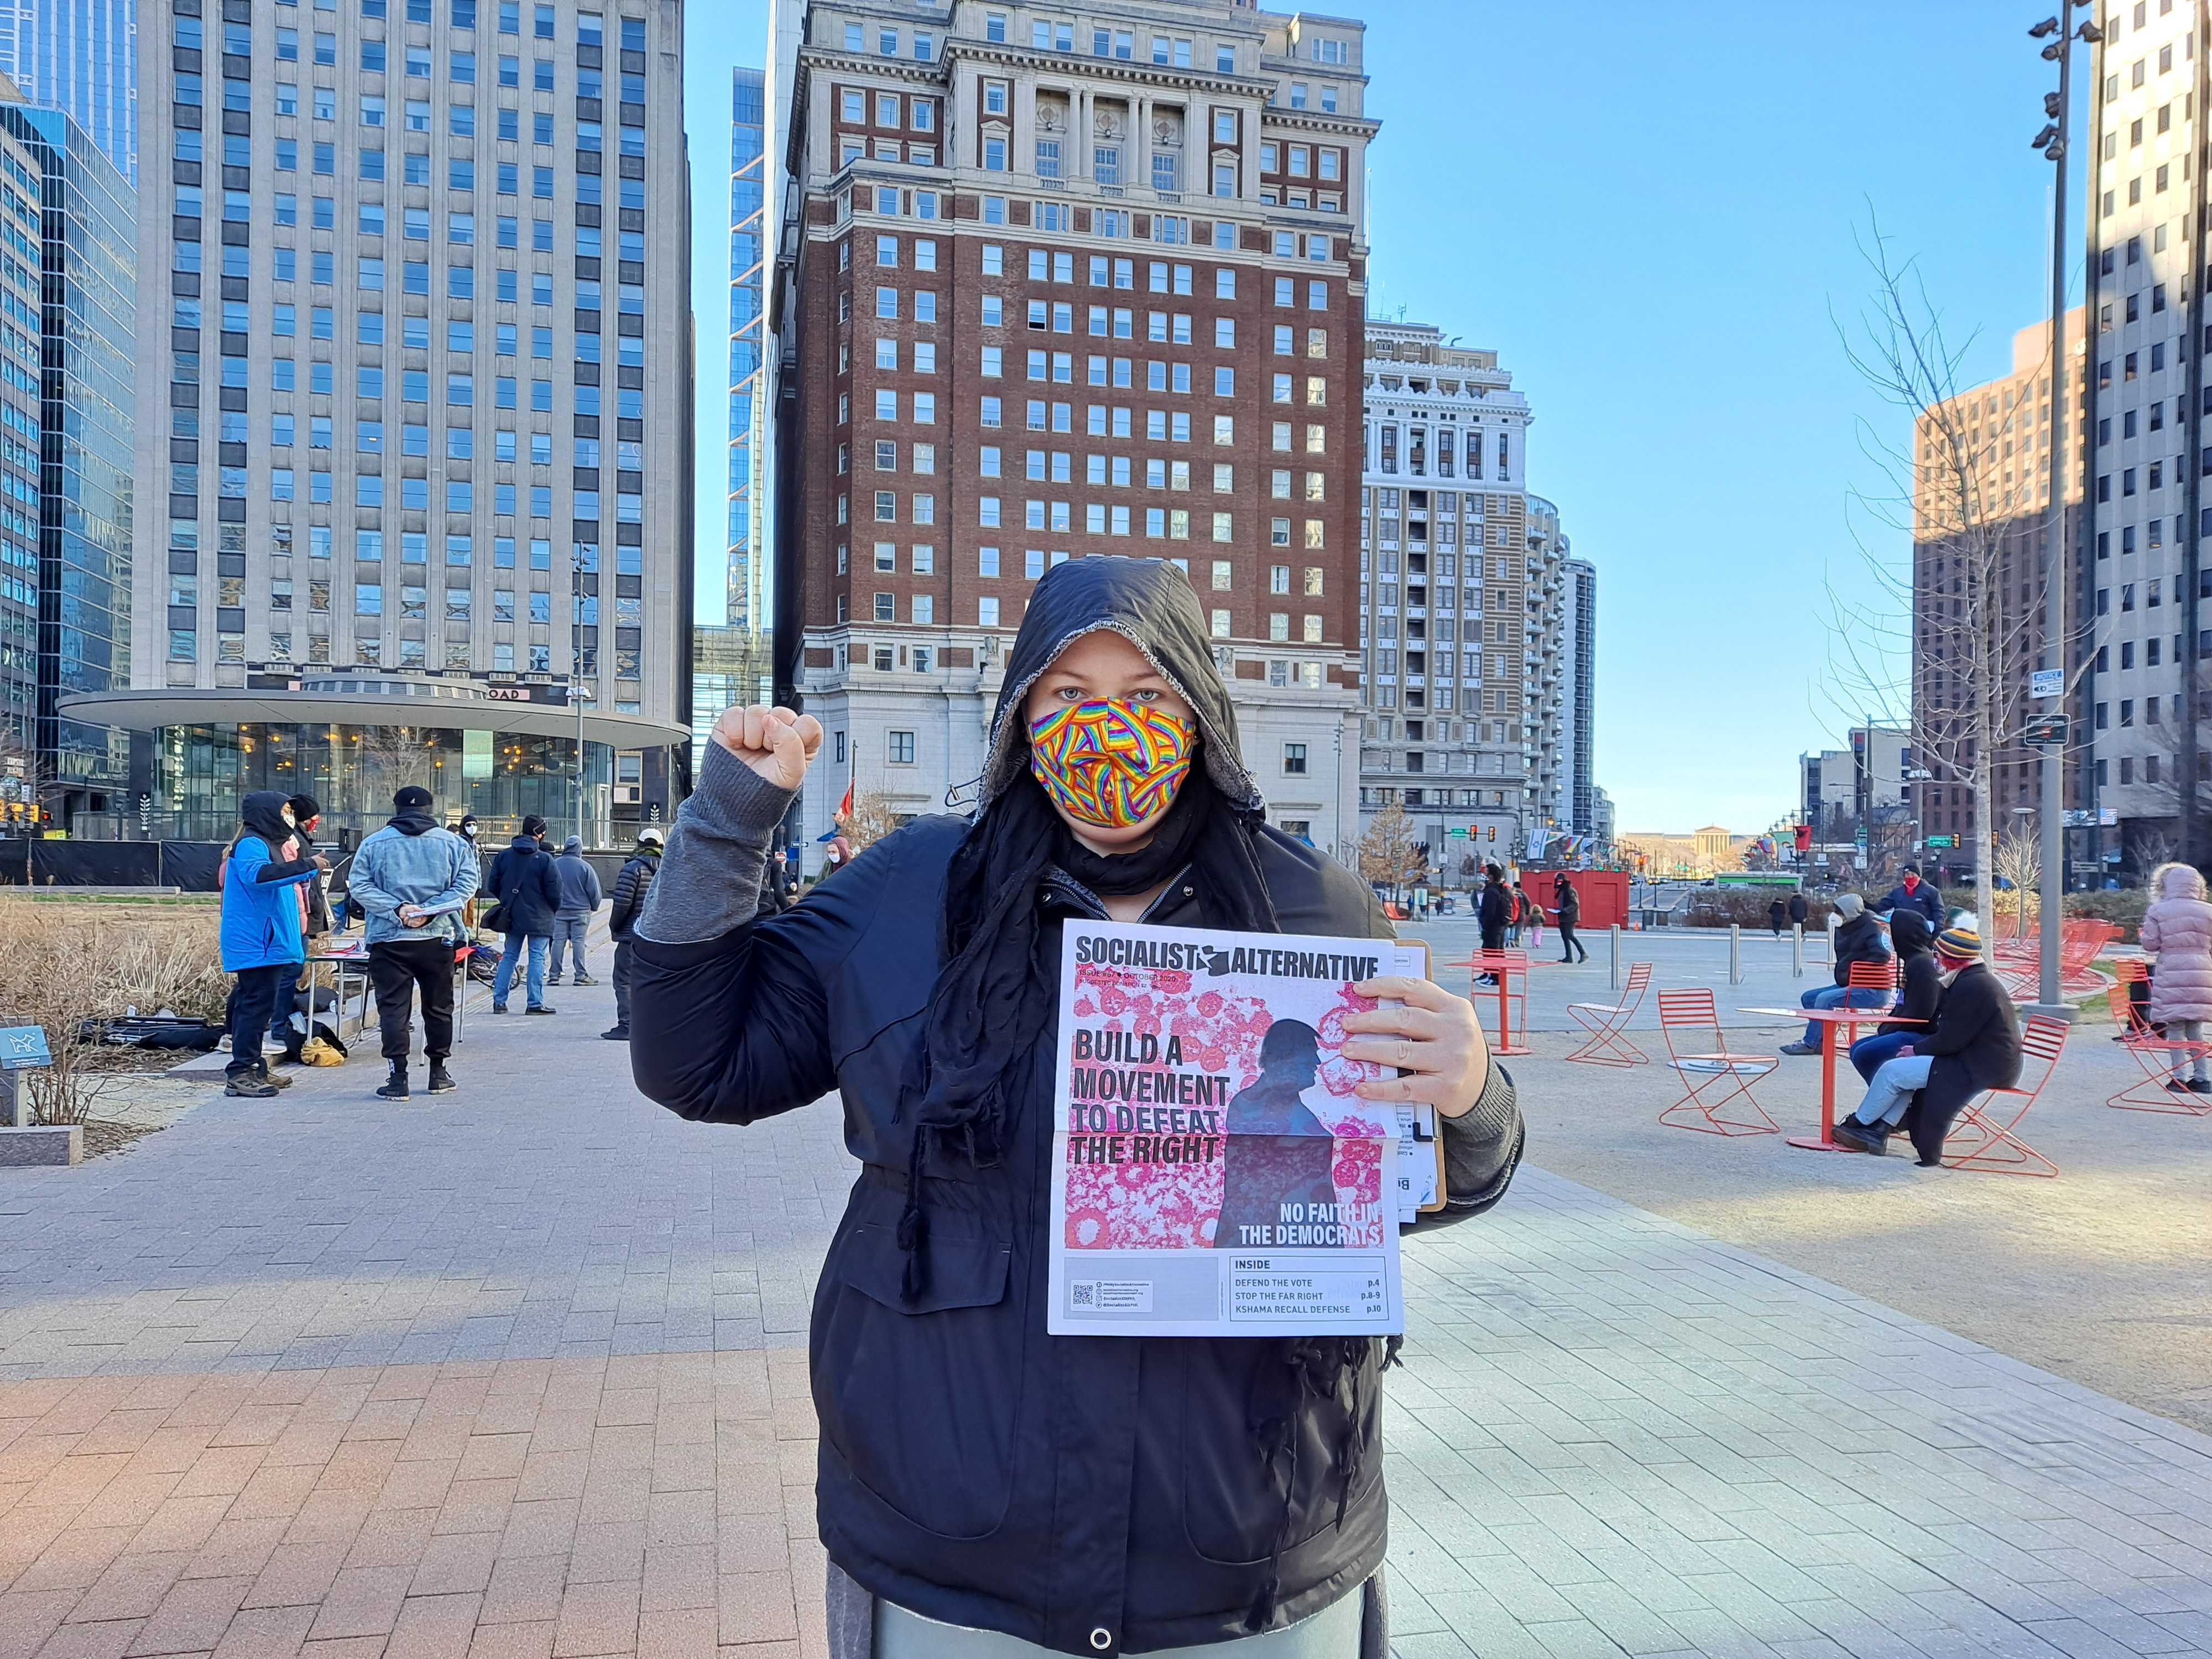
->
0;956;2208;1658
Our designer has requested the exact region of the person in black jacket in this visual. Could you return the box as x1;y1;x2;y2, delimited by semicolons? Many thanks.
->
1835;916;2022;1161
1787;890;1809;927
1767;896;1788;937
599;826;661;1040
1848;909;1939;1081
487;814;563;1014
1782;892;1891;1054
1553;871;1588;963
1475;863;1511;983
628;557;1525;1659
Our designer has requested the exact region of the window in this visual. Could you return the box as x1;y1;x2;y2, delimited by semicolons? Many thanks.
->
1282;743;1307;775
888;731;917;765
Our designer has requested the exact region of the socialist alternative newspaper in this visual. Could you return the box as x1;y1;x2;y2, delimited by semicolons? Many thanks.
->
1048;918;1428;1338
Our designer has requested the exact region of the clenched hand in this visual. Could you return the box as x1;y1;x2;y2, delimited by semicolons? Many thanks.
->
709;703;824;792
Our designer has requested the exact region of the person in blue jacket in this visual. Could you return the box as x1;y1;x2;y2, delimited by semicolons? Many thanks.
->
1877;864;1948;929
218;791;326;1098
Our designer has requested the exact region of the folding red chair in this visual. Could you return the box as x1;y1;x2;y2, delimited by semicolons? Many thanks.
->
1943;1015;2066;1176
2104;962;2212;1114
1657;988;1779;1136
1564;963;1652;1067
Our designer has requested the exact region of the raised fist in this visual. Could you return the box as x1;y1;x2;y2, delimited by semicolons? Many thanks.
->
710;703;823;792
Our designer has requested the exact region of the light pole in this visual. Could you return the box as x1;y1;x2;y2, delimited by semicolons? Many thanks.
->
571;683;593;844
2029;5;2099;1013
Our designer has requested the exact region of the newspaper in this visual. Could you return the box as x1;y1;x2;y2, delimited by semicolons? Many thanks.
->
1047;919;1426;1338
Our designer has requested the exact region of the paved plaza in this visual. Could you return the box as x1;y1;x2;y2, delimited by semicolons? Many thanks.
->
1;958;2210;1659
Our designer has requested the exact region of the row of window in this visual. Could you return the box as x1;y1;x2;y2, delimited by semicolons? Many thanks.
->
220;1;633;43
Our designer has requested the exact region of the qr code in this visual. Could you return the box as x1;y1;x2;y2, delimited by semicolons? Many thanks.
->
1070;1281;1098;1308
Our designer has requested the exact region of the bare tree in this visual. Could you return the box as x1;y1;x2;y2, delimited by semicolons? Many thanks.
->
1357;802;1425;896
1992;822;2041;940
839;788;902;853
1824;218;2089;962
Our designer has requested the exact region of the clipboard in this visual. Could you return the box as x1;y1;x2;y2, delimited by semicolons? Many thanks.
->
1401;938;1448;1217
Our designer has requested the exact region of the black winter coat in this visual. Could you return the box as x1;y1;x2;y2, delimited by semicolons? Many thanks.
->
1878;950;1942;1038
629;556;1525;1656
630;773;1523;1655
1902;961;2023;1163
1787;893;1809;925
487;836;561;937
1832;912;1891;986
1553;880;1580;925
1478;880;1512;932
607;849;659;938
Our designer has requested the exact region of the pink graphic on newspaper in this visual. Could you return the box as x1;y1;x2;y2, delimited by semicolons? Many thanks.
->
1050;920;1421;1338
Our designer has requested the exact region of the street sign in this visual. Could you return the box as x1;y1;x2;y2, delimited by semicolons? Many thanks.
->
1924;834;1956;849
2022;713;2069;748
0;1026;50;1070
1446;826;1468;838
2030;668;2064;700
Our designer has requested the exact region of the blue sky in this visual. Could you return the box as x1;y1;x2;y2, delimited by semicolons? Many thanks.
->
681;3;2079;833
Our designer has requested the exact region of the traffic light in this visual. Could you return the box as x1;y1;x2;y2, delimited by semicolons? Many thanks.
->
1485;826;1495;842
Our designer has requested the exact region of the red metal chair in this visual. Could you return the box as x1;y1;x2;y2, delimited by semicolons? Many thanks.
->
1942;1015;2067;1177
1657;988;1780;1136
1564;963;1653;1067
2104;961;2212;1114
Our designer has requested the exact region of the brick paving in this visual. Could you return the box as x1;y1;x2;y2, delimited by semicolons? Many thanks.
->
1;968;2208;1658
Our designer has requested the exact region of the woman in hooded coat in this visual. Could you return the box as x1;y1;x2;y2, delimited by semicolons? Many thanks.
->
2140;860;2212;1091
629;559;1525;1658
1847;908;1939;1083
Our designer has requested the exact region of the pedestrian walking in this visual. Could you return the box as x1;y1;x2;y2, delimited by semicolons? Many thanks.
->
1833;916;2021;1162
487;814;562;1014
216;792;325;1098
1781;891;1890;1055
547;834;603;986
1476;863;1511;984
1788;889;1809;928
1554;871;1589;963
2140;862;2212;1093
599;825;661;1040
1877;863;1948;928
755;845;791;919
1516;879;1545;951
1768;896;1788;937
627;556;1525;1658
348;785;478;1099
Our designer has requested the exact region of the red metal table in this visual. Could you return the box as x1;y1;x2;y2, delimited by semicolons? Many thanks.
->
1463;950;1532;1056
1740;1005;1922;1151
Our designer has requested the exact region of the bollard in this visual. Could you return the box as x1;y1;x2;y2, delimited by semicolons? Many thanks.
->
1729;924;1743;985
1791;923;1804;979
1609;924;1621;991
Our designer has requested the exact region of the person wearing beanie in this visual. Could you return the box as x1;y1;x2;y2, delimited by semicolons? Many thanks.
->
487;812;564;1013
600;825;662;1040
1835;915;2021;1160
1781;891;1893;1055
348;785;478;1099
548;833;604;986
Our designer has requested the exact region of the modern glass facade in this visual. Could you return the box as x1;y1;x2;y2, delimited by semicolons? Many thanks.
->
0;92;133;809
690;66;766;769
0;0;137;182
0;124;43;759
154;719;609;840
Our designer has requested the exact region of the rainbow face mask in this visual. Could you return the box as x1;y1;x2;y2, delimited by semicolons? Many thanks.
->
1027;698;1196;829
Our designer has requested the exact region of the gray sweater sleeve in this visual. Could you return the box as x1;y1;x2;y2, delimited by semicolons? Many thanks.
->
635;742;796;945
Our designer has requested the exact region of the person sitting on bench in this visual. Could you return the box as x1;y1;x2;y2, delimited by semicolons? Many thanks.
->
1834;916;2021;1164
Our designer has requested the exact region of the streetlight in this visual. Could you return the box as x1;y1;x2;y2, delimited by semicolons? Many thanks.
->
571;683;594;844
2026;4;2099;1014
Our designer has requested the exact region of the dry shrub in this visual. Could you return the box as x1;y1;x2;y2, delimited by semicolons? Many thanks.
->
0;899;228;1125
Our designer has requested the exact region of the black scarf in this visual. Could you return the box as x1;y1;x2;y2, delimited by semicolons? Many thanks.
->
896;771;1277;1301
388;810;438;837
